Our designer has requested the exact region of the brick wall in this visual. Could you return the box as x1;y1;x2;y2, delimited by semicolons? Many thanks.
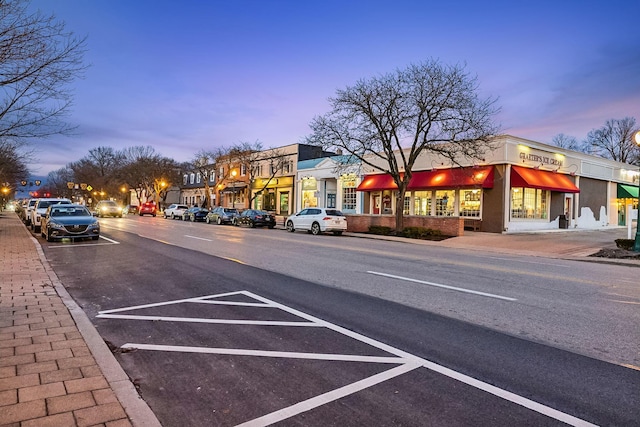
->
345;215;464;236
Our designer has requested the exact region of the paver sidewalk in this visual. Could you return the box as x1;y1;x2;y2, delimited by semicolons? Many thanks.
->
0;212;159;427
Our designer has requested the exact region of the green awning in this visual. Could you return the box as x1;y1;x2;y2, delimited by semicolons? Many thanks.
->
617;184;639;198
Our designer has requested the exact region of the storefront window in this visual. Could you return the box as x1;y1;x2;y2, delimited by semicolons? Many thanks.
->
403;195;411;215
511;187;548;219
435;190;455;216
413;191;432;216
459;190;481;217
343;187;356;210
280;192;289;214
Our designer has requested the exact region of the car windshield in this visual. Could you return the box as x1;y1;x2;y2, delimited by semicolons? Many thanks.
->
39;200;64;208
51;207;90;217
224;209;238;213
325;209;344;216
101;201;117;206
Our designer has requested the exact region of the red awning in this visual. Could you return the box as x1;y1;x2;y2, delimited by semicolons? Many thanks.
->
356;166;494;191
408;166;494;190
510;166;579;193
356;174;398;191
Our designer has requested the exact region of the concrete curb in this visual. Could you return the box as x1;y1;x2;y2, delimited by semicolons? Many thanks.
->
28;227;162;427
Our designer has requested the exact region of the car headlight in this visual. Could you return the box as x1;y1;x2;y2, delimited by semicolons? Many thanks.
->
49;221;65;230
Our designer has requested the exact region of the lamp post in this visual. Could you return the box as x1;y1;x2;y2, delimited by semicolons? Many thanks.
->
231;170;237;209
633;131;640;252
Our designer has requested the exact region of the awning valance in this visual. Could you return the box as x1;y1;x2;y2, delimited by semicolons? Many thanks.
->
356;174;399;191
356;166;494;192
510;166;579;193
617;183;639;199
408;166;494;190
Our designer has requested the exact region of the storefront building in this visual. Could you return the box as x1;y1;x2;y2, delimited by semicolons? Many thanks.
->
295;156;362;214
353;135;639;233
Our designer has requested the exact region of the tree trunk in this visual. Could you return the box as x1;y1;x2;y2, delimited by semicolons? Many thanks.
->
395;187;406;234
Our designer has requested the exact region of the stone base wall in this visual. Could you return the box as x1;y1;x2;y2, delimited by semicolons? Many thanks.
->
345;214;464;236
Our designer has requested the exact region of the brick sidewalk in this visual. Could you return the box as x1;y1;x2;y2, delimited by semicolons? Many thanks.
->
0;212;157;427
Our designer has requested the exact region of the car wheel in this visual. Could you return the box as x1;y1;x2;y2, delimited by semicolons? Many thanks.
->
92;235;99;240
171;214;175;219
139;213;143;216
206;217;211;224
152;213;156;217
311;222;321;235
46;229;53;242
333;231;343;236
268;225;275;229
190;216;195;222
286;221;295;232
217;217;222;225
250;221;256;228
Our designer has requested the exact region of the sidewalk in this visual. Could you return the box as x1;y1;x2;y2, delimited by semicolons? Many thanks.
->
0;212;160;427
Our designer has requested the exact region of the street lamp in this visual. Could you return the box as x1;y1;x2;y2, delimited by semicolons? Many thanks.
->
633;131;640;252
231;170;237;208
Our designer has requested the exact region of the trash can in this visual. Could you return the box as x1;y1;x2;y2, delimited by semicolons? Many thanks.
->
559;215;569;229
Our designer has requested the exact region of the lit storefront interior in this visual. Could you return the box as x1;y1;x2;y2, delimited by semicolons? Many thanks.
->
357;166;494;218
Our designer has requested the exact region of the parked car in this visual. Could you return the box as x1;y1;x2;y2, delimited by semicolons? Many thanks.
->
286;208;347;236
138;201;157;216
30;198;72;233
41;204;100;242
234;209;276;228
22;198;38;226
94;200;124;217
206;207;239;225
127;205;138;214
164;204;189;219
182;206;209;222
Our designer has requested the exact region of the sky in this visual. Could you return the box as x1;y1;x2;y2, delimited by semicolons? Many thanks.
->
24;0;640;177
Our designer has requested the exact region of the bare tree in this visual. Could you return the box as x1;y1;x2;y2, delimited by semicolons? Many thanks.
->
585;117;640;165
0;139;30;188
119;146;177;206
551;133;582;151
0;0;87;143
69;147;124;199
306;60;501;231
45;166;74;198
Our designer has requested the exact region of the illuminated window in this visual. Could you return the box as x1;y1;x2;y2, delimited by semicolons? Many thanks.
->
459;189;481;218
413;191;432;216
511;188;548;219
435;190;455;216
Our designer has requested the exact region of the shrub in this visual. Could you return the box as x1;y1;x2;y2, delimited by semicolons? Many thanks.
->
401;226;442;239
368;225;393;235
615;239;635;250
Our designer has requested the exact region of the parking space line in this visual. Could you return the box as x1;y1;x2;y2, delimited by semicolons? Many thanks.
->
236;362;423;427
367;271;517;301
98;314;319;327
121;343;408;364
98;290;595;427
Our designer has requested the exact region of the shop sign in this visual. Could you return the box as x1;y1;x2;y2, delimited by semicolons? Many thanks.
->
519;151;563;167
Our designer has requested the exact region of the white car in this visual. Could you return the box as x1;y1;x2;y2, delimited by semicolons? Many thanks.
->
164;204;189;219
30;198;72;233
285;208;347;236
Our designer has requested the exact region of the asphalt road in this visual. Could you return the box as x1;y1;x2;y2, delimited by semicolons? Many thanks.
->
39;216;640;426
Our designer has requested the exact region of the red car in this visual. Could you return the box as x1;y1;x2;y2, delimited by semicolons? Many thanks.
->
138;201;157;217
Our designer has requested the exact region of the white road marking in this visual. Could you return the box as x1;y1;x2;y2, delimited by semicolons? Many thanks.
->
185;234;212;241
367;271;517;301
98;290;596;427
120;343;407;364
99;235;119;244
236;362;423;427
97;314;319;327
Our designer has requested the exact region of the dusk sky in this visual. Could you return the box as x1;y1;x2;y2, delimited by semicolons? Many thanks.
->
27;0;640;176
